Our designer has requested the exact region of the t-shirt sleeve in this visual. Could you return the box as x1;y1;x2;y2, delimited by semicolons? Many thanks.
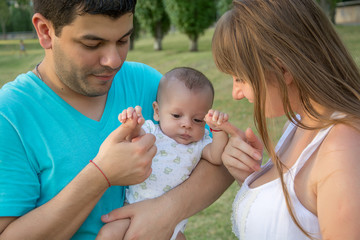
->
0;114;40;216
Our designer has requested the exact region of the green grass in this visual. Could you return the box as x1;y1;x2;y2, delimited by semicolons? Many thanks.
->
1;25;359;239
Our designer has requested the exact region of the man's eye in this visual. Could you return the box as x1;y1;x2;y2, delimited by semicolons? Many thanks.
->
117;39;129;46
82;43;100;49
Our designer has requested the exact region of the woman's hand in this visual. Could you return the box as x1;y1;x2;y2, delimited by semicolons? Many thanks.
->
220;123;263;184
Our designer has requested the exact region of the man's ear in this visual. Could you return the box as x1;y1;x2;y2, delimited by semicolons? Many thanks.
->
152;101;160;121
32;13;54;49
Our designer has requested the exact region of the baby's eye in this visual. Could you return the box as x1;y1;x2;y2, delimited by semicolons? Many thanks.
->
172;114;180;118
194;119;204;123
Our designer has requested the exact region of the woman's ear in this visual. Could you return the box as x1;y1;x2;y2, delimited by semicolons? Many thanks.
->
32;13;54;49
152;101;160;121
283;69;293;85
276;58;293;85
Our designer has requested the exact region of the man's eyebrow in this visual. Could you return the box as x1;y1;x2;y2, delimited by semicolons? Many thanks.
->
80;28;134;41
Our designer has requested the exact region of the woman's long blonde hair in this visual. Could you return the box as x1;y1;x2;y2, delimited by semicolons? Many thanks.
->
212;0;360;238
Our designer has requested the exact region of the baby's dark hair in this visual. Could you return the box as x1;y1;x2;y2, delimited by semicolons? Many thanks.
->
157;67;215;104
33;0;137;36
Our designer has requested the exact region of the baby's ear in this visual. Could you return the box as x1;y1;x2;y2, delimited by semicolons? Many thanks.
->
152;101;160;121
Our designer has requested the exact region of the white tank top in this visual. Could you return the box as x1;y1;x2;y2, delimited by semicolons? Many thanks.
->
232;121;333;240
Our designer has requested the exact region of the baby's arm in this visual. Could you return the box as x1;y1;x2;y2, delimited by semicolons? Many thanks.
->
118;106;146;141
202;109;230;165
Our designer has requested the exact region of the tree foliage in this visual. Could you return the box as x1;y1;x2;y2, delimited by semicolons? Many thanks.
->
135;0;170;50
216;0;233;19
129;14;141;50
0;0;11;38
163;0;217;51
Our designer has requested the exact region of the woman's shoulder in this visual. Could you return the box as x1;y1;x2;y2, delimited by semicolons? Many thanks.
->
322;123;360;153
315;123;360;177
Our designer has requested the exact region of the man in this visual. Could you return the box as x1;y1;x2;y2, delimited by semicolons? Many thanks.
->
0;1;239;239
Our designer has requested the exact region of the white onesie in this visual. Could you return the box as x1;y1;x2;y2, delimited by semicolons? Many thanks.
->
126;120;212;240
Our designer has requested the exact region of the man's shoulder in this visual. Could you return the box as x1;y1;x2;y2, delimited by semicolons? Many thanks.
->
0;72;37;111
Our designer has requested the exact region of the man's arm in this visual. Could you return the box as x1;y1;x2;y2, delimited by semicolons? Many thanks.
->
0;119;156;239
0;164;108;239
101;158;234;240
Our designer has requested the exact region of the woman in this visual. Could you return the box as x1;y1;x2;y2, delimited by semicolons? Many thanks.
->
213;0;360;239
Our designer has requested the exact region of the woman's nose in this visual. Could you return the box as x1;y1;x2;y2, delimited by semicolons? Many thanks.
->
232;85;245;100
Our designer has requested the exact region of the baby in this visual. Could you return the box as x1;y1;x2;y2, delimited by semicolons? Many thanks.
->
97;67;233;240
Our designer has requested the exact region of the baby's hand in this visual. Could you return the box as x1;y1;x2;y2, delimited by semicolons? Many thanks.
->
118;106;145;142
119;106;144;125
204;109;229;130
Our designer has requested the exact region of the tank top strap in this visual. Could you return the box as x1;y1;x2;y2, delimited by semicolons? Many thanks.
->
290;125;334;177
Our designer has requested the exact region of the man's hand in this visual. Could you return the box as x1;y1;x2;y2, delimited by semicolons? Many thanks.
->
101;197;175;240
92;109;156;186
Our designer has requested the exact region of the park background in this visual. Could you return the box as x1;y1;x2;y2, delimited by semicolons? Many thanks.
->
0;0;359;239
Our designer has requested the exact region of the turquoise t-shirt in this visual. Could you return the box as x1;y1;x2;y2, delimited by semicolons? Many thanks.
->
0;61;161;239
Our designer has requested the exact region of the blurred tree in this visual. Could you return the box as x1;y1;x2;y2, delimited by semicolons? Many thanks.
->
135;0;170;50
129;14;141;50
7;5;33;32
0;0;10;39
164;0;217;52
317;0;341;23
216;0;232;19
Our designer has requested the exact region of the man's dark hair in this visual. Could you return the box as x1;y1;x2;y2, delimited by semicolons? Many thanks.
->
33;0;137;36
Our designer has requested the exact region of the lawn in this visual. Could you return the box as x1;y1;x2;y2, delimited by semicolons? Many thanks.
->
0;24;359;239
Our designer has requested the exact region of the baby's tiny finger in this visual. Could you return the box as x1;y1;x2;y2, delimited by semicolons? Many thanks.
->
217;113;225;125
135;106;142;117
126;107;135;119
212;110;220;122
120;109;128;122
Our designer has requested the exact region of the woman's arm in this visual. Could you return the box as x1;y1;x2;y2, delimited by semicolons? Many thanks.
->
315;124;360;239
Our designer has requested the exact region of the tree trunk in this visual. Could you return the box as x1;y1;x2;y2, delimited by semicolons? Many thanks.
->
154;23;163;51
1;22;6;40
189;39;198;52
154;38;162;51
129;38;135;50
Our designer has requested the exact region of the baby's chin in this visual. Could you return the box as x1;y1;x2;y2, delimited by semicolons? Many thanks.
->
174;136;197;145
